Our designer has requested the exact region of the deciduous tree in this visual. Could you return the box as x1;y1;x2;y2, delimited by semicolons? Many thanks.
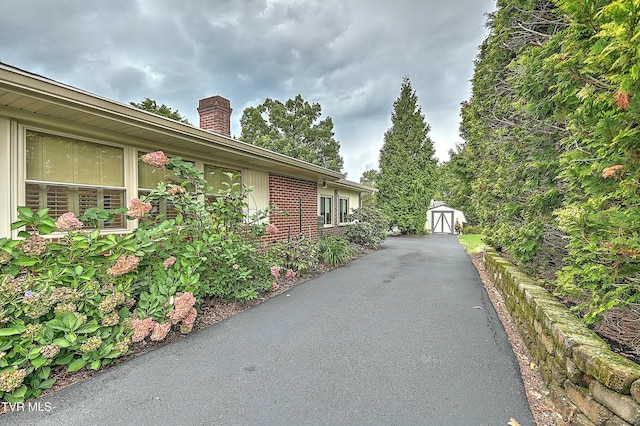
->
239;95;343;172
130;98;191;125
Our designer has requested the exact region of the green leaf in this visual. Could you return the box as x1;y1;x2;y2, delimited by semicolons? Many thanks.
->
55;352;74;366
67;358;86;372
10;220;28;230
4;385;28;402
76;322;99;334
89;359;101;370
62;312;78;329
27;347;42;360
0;325;27;336
37;366;51;379
31;355;48;368
38;378;56;390
53;337;71;348
105;350;122;359
17;206;35;219
14;258;39;267
37;223;57;234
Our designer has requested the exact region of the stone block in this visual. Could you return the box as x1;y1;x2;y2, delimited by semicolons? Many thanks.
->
605;416;633;426
632;380;640;405
550;319;608;357
550;356;568;385
574;346;640;394
550;382;578;421
567;358;590;387
565;380;612;425
590;380;640;425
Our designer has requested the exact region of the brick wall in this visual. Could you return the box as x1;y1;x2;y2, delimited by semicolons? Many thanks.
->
263;173;319;243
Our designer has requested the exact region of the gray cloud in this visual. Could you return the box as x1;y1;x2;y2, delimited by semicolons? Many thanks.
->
0;0;495;180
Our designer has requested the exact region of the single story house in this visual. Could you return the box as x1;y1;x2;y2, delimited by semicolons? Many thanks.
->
425;201;467;234
0;63;373;242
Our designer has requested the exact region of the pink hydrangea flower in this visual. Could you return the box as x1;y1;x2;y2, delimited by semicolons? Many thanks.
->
232;263;240;270
55;212;84;232
128;198;152;219
167;184;186;196
141;151;170;169
286;269;296;278
131;318;156;343
163;256;177;270
150;322;172;341
107;254;140;277
266;224;279;234
167;292;197;334
270;266;281;278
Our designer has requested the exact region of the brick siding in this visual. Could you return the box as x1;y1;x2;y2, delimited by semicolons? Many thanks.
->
263;173;319;243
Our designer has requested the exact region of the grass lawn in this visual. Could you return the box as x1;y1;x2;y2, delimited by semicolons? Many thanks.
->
458;234;487;254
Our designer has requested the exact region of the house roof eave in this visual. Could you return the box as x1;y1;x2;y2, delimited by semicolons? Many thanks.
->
0;62;348;183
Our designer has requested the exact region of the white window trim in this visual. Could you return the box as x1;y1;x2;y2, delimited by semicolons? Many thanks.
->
320;195;333;227
18;125;135;236
339;197;349;225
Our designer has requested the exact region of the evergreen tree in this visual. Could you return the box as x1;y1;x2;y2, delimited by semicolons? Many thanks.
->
239;95;344;172
377;77;437;234
452;0;566;273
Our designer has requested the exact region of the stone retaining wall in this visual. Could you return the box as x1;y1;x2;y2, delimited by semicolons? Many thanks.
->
484;248;640;426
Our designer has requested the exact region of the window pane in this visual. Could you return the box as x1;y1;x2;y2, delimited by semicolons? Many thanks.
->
76;142;124;186
138;190;178;222
25;183;124;229
138;155;178;190
321;196;332;225
26;132;73;183
340;199;348;223
204;164;241;195
26;131;124;186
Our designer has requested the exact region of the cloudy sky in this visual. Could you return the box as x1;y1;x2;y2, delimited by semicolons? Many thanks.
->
0;0;495;180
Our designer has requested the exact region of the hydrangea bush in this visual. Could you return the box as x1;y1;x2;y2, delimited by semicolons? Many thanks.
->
0;151;382;402
0;152;274;402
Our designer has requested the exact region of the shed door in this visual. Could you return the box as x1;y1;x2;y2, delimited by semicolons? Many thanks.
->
431;211;454;234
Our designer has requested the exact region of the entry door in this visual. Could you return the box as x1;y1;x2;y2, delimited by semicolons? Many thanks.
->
431;211;454;234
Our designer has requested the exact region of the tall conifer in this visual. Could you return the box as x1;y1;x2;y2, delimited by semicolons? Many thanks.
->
377;77;437;234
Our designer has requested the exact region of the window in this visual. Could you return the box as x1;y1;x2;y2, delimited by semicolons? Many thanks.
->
137;152;180;220
204;165;241;197
25;130;125;229
339;198;349;224
320;196;332;226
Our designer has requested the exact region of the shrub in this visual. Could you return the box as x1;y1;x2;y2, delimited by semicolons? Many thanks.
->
317;236;358;267
461;224;483;235
345;206;389;248
0;151;274;402
267;234;318;277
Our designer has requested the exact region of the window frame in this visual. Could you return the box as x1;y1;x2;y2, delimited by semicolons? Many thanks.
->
23;128;128;231
339;197;349;224
320;195;333;226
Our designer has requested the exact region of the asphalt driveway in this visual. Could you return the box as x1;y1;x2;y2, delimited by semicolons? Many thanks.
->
4;235;534;425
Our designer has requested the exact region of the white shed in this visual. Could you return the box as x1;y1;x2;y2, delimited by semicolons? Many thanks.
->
425;201;467;234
